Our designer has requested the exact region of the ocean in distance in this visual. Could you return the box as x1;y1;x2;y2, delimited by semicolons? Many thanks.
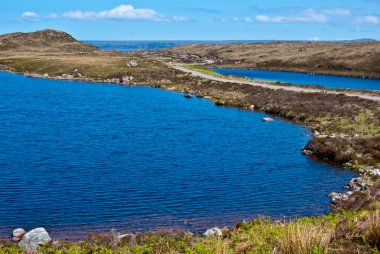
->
84;40;274;52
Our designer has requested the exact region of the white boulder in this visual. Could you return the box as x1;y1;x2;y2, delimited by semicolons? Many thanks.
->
127;60;139;67
262;117;274;122
19;228;51;249
203;227;222;237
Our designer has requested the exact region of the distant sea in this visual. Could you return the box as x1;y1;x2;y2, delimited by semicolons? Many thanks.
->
84;40;273;52
84;39;377;52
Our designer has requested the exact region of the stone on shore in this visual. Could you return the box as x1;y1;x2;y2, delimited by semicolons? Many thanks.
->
347;177;367;191
61;73;74;79
203;227;222;237
18;228;51;249
13;228;26;238
122;76;134;83
262;117;274;122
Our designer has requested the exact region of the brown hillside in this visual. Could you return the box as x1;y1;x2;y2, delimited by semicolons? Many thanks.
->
0;29;98;53
160;42;380;78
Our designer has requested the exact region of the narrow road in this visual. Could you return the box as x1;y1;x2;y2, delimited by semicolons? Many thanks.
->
173;65;380;102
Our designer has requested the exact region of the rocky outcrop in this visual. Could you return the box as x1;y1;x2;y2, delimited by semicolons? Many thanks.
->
328;173;379;211
329;191;352;204
18;228;51;249
347;178;367;191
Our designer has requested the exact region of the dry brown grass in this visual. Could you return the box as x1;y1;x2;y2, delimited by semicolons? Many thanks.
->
278;222;334;254
362;210;380;249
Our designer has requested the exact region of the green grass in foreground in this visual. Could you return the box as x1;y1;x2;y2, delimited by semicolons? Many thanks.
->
2;209;380;253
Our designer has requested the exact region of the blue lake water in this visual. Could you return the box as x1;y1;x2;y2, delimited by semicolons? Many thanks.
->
0;72;355;238
213;68;380;91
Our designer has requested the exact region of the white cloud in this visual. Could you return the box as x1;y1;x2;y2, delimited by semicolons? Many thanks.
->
21;11;39;19
307;36;321;41
354;15;380;25
62;11;97;20
243;17;254;23
60;4;184;22
22;5;187;22
255;9;328;24
236;7;350;25
97;5;162;20
171;16;188;22
322;8;351;16
220;17;240;23
47;13;59;19
255;15;270;23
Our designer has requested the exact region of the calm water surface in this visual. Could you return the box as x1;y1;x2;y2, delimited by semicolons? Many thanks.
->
213;68;380;91
0;72;355;238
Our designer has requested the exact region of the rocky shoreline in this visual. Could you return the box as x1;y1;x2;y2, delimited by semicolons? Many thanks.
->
8;225;228;251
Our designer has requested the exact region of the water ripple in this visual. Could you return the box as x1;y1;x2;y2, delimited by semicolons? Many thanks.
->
0;72;355;238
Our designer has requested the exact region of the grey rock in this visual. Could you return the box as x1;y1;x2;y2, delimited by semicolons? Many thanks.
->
127;60;139;67
347;177;367;191
61;74;74;79
12;237;22;242
262;117;274;122
122;76;134;82
109;78;119;83
328;191;351;204
26;73;44;78
302;149;313;155
203;227;222;237
366;169;380;177
117;233;135;240
19;228;51;249
13;228;26;238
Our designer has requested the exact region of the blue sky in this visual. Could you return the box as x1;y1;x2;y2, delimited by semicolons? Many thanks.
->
1;0;380;40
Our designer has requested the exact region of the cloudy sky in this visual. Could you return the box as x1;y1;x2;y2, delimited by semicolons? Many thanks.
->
1;0;380;40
